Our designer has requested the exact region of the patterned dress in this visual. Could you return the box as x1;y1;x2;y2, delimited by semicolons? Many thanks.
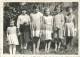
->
7;26;19;45
42;15;53;40
30;12;43;37
54;13;64;40
65;14;76;37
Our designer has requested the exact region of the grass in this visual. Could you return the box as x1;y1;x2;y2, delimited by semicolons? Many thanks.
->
3;32;78;54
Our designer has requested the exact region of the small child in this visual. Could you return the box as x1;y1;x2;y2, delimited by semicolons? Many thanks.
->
65;7;77;49
7;19;19;54
54;5;64;52
42;8;53;53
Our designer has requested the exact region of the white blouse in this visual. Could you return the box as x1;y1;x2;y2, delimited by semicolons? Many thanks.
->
17;14;30;28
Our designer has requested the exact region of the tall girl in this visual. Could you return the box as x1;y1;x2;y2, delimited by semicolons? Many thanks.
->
65;7;77;48
7;19;19;54
54;5;64;51
30;5;43;54
42;8;53;53
17;9;31;53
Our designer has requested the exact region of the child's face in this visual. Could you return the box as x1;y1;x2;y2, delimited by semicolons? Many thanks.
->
10;22;14;26
68;8;73;14
34;8;39;13
56;8;60;13
22;10;26;15
45;9;50;16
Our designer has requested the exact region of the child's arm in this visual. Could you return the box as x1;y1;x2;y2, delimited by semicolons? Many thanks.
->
40;14;43;35
42;16;45;34
73;15;77;36
17;16;21;35
30;14;33;30
73;15;77;29
51;16;54;33
6;28;9;41
61;14;65;28
28;16;30;25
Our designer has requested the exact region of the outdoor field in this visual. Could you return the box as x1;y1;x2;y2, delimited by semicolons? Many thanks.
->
3;2;78;54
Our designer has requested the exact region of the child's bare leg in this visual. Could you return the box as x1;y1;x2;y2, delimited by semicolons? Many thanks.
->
33;42;36;54
36;38;40;53
13;45;16;54
47;41;51;52
24;43;27;49
45;42;47;53
20;43;24;54
9;45;12;54
55;42;57;52
58;42;61;51
70;37;73;46
21;43;23;49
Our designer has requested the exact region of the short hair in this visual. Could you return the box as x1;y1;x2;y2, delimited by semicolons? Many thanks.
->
44;7;50;13
33;4;39;9
66;7;73;12
54;5;63;12
21;8;26;11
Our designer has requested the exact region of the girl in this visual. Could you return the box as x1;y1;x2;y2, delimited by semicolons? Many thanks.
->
30;5;43;54
42;8;53;53
7;19;19;54
65;7;77;49
53;5;64;52
17;9;31;53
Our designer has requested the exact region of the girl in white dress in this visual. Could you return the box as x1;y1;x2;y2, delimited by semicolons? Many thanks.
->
42;8;53;53
65;7;77;48
7;19;19;54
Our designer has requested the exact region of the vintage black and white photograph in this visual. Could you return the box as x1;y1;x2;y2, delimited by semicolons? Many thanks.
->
3;2;78;55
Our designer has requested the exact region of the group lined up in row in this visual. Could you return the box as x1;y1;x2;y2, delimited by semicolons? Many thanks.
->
7;4;77;54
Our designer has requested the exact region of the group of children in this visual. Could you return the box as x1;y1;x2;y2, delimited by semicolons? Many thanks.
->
6;4;77;54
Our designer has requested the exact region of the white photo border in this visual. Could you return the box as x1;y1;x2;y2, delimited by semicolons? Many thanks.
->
0;0;80;57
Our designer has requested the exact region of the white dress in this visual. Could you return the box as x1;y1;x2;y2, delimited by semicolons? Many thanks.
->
42;15;53;40
7;26;19;45
65;14;76;37
30;12;43;37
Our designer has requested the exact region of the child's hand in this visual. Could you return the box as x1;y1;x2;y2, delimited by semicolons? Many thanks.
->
74;28;77;32
17;32;21;36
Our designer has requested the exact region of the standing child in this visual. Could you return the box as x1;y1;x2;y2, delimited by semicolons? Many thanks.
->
30;5;43;54
53;5;64;52
42;8;53;53
65;7;77;49
17;9;31;53
7;19;19;54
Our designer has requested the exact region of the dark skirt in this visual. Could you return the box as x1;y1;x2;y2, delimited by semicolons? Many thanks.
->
20;25;31;43
54;38;61;42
